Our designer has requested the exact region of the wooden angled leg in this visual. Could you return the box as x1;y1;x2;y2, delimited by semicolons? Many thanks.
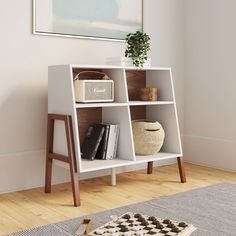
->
45;114;80;207
177;157;186;183
45;115;54;193
65;116;80;207
147;161;153;174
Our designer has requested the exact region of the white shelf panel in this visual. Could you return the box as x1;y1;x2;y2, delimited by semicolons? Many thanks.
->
80;152;181;173
76;102;128;108
135;152;182;164
70;64;171;71
75;101;174;108
80;159;134;172
128;101;174;106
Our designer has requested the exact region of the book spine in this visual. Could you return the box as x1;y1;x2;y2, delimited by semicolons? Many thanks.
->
101;125;110;160
105;125;112;160
111;125;117;159
106;125;117;160
112;125;119;159
95;124;107;160
90;129;105;160
81;126;94;158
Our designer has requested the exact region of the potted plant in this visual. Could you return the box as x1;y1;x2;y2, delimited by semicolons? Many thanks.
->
125;31;151;68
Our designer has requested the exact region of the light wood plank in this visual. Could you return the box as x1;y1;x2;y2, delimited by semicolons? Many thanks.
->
0;163;236;235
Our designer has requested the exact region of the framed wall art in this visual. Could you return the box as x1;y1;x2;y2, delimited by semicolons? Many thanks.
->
33;0;143;41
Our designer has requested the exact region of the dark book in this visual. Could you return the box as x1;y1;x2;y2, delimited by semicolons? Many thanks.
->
95;124;110;160
81;125;105;160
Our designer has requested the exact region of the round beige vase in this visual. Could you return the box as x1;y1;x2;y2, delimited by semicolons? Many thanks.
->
132;120;165;155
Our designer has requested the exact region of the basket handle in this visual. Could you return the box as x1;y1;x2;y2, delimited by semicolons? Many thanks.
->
74;71;111;81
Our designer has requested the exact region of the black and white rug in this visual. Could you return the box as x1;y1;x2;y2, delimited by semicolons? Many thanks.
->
5;183;236;236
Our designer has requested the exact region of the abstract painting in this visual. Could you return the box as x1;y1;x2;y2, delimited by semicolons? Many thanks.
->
33;0;143;41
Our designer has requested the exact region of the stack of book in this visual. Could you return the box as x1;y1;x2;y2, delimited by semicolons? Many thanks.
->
81;123;119;161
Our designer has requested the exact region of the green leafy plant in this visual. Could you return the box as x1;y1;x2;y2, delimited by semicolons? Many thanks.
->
125;31;151;67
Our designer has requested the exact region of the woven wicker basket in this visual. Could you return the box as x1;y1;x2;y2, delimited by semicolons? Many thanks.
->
132;120;165;155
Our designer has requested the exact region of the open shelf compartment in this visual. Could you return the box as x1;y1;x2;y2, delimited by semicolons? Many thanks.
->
77;106;135;172
73;67;129;108
129;104;182;161
125;69;174;103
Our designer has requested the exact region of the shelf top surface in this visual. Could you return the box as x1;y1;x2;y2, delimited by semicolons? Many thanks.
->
128;101;174;106
75;102;128;108
49;64;171;71
80;152;181;172
75;101;175;108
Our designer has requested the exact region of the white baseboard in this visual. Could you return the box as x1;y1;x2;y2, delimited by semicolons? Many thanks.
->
185;160;236;173
183;135;236;172
0;150;176;194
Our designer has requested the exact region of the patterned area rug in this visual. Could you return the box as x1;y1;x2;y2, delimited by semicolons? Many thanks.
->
5;183;236;236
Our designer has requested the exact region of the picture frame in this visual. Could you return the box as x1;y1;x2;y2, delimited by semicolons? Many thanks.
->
33;0;143;42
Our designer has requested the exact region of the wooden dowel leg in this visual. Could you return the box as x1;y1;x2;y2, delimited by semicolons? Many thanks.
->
177;157;186;183
111;168;116;186
147;161;153;174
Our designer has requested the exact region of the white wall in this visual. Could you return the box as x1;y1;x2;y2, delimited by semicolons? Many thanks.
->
184;0;236;171
0;0;185;193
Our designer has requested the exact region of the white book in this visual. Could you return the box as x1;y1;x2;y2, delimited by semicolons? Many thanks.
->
106;124;117;160
112;125;119;159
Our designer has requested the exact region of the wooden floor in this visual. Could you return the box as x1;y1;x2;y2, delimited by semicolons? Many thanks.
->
0;163;236;235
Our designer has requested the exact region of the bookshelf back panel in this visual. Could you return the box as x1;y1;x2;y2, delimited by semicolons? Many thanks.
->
126;70;146;101
130;106;146;120
77;108;102;146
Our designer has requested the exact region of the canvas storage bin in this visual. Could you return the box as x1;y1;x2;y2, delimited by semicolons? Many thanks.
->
132;120;165;155
73;71;114;103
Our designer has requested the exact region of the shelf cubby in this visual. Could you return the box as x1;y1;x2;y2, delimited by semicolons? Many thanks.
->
126;69;174;103
129;104;181;157
77;105;135;172
73;67;128;107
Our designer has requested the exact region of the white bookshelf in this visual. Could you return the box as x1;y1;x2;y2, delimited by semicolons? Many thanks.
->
47;64;185;206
